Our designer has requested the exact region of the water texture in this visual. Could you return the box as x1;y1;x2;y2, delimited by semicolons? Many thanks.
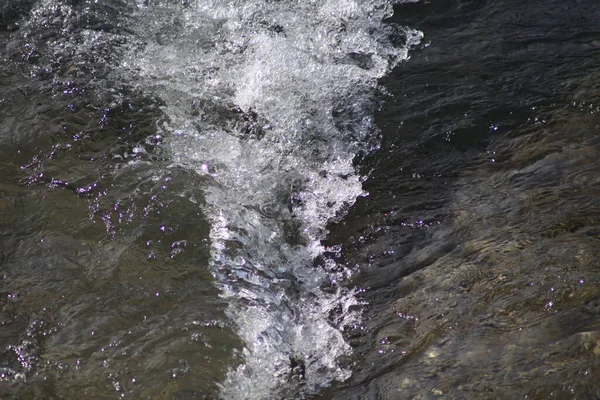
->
321;1;600;398
2;0;600;399
1;0;420;398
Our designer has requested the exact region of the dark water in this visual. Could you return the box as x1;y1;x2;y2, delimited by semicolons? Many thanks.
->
323;1;600;398
1;0;600;399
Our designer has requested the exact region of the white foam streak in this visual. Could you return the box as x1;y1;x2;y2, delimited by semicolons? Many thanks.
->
123;0;421;397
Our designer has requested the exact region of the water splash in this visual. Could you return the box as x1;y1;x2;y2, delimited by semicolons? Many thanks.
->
119;0;421;397
15;0;421;397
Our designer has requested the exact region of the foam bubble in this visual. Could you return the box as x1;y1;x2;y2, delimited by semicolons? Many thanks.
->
120;0;421;397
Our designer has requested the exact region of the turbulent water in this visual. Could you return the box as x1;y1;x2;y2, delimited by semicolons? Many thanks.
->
122;1;422;397
1;0;421;398
2;0;600;399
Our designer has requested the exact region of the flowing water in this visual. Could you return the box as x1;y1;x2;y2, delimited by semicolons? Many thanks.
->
1;0;600;399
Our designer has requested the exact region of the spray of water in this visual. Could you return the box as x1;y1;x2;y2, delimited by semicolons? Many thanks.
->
14;0;421;397
120;1;421;397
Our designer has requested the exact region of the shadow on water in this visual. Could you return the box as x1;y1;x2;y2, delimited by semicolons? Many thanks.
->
320;0;600;398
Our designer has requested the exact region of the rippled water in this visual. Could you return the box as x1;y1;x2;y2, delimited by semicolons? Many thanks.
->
2;0;600;399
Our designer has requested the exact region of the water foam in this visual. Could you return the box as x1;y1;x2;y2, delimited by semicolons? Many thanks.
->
121;0;422;397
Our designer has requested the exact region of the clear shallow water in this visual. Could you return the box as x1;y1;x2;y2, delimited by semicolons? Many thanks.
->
2;0;600;399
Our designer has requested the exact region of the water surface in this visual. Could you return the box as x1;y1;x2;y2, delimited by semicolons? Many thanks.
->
1;0;600;399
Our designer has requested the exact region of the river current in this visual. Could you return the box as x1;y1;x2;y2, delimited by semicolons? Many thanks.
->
1;0;600;399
